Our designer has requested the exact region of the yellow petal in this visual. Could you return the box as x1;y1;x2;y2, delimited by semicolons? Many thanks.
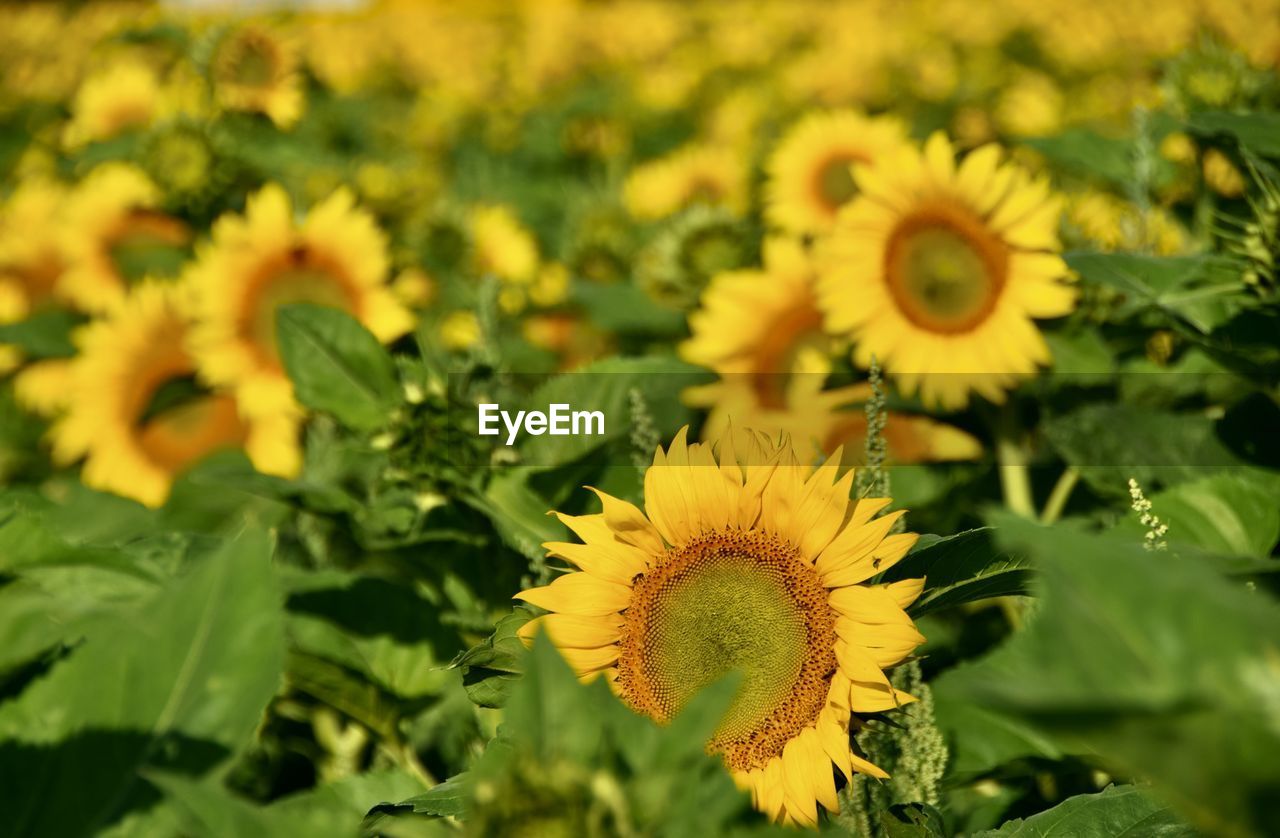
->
517;613;623;648
514;572;632;616
586;487;666;554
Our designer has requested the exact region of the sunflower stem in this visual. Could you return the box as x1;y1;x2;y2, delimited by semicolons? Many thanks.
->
1040;467;1079;524
994;405;1035;519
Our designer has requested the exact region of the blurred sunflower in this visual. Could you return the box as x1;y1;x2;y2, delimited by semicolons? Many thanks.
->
0;177;67;343
185;184;413;477
682;237;980;463
49;282;248;508
517;429;924;827
623;144;747;221
468;204;539;284
819;133;1075;410
62;59;163;148
765;110;909;237
212;25;304;128
58;163;190;314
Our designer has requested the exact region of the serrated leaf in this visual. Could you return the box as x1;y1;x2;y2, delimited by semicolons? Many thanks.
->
450;609;532;709
276;303;401;431
976;785;1194;838
1066;252;1246;334
885;529;1033;616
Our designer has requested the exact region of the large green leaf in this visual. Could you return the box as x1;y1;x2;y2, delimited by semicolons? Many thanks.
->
931;681;1063;779
1043;403;1241;498
1025;127;1177;190
1065;252;1246;334
943;518;1280;837
276;303;401;431
1188;110;1280;158
976;785;1194;838
0;529;285;837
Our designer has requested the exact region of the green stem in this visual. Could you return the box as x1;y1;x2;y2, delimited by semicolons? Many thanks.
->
1040;467;1079;525
995;424;1035;519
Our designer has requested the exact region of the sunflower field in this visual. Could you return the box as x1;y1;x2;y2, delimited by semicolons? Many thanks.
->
2;0;1280;836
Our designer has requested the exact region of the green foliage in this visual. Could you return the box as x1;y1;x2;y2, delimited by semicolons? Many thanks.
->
943;517;1280;837
276;304;402;432
973;785;1195;838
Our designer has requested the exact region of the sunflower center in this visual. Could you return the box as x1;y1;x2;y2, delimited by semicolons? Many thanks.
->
224;37;280;88
813;154;860;211
617;529;836;772
243;247;359;366
885;207;1008;334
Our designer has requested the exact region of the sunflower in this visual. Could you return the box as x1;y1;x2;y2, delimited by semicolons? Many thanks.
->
682;237;980;464
185;184;413;477
765;110;909;238
516;429;925;827
49;282;248;508
0;177;67;371
468;204;539;284
212;25;304;129
58;163;190;314
62;60;162;148
624;145;748;221
818;133;1076;410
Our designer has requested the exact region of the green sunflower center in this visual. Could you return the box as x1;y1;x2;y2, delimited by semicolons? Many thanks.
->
815;154;859;210
617;529;836;772
885;209;1008;334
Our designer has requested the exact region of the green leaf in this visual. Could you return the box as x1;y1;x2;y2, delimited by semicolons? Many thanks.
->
975;785;1194;837
276;303;401;431
881;802;947;838
450;609;532;709
571;281;685;335
885;529;1033;616
1113;470;1280;559
1044;328;1116;386
0;528;285;837
930;686;1063;779
387;773;473;818
475;471;567;563
1066;252;1246;334
1024;125;1178;190
944;518;1280;837
1188;110;1280;158
1044;403;1242;498
0;309;81;358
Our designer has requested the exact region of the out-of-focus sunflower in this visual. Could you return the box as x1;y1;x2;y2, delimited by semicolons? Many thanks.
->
637;205;751;309
468;204;539;284
682;237;980;464
58;163;190;314
49;282;248;508
0;177;67;311
1065;189;1187;255
185;185;413;477
212;25;304;128
819;133;1075;410
517;429;925;827
62;60;163;148
623;145;747;221
764;110;909;238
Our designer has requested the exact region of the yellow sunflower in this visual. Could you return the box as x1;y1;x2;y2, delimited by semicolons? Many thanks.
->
682;237;980;464
49;282;249;508
58;163;190;314
212;26;304;129
0;177;67;372
185;184;413;478
623;144;748;221
765;110;909;238
62;60;162;149
818;133;1076;410
516;429;925;827
468;204;539;284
